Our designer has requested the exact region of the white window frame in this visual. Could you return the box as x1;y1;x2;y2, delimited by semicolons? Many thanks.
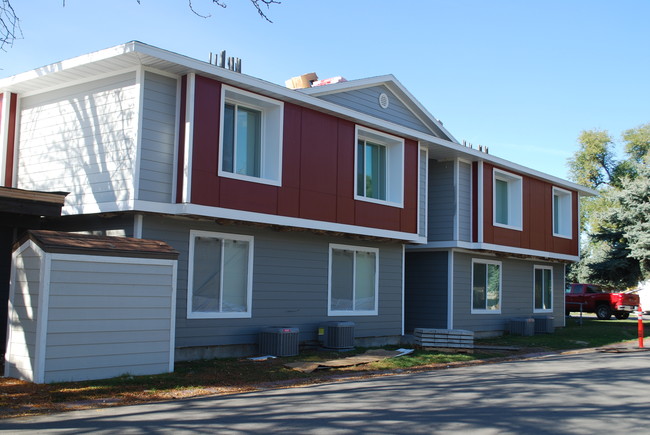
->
493;169;523;231
471;258;502;314
354;126;404;208
218;85;284;186
533;265;554;313
328;243;379;316
552;187;572;239
187;230;254;319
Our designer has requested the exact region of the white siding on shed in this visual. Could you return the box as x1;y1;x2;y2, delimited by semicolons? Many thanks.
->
17;72;138;212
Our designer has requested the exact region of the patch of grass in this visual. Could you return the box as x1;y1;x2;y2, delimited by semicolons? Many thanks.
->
478;317;643;350
0;317;644;419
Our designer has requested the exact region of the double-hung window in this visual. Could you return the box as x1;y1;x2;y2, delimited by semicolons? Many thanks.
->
354;126;404;207
328;244;379;316
493;169;523;230
219;85;283;186
471;259;502;313
552;187;572;239
187;230;254;319
534;265;553;312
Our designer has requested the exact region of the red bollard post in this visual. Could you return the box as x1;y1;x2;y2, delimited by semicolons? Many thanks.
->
638;304;644;349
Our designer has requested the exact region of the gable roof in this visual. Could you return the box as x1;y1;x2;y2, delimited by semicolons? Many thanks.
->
300;75;458;143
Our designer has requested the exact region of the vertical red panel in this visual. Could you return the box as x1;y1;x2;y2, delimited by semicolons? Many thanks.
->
189;76;221;205
277;103;302;217
299;109;338;221
4;93;17;187
336;119;355;225
401;139;418;233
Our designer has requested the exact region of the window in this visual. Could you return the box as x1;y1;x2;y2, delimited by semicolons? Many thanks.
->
355;126;404;207
328;244;379;315
187;230;254;319
357;140;387;200
471;259;501;313
553;187;572;239
493;169;523;230
534;266;553;312
219;85;283;186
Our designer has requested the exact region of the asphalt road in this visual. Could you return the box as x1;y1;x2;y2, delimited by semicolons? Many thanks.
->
2;348;649;434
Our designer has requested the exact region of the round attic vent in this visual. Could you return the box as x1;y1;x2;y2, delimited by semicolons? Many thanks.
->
378;92;390;109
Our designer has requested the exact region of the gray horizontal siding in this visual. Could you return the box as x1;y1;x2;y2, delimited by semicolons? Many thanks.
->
141;215;404;349
452;252;565;334
404;251;448;332
138;71;177;203
428;160;455;241
458;161;472;242
317;85;434;135
5;246;42;381
418;149;427;237
43;256;175;383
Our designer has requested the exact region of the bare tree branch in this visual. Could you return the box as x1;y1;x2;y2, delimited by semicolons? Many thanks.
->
250;0;281;23
0;0;22;51
0;0;280;53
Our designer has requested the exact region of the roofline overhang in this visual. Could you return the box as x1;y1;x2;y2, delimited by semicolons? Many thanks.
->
0;41;597;197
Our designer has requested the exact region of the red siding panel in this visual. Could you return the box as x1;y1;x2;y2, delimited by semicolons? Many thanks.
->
219;178;278;214
4;93;17;187
186;76;419;237
336;120;356;225
481;163;579;256
401;139;419;233
282;104;302;189
190;76;221;205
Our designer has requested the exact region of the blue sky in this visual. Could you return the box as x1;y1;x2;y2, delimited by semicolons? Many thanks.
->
3;0;649;180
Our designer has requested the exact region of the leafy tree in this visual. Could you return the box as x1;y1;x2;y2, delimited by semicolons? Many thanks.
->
567;123;650;288
0;0;280;50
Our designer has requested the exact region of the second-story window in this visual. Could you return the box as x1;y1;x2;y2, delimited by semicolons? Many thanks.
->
552;187;572;239
223;103;262;177
219;85;284;186
357;139;387;200
354;126;404;208
493;169;523;230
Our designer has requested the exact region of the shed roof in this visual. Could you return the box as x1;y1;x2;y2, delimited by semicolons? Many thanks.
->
19;230;179;260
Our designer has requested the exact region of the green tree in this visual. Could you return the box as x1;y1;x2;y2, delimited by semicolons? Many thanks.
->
567;123;650;288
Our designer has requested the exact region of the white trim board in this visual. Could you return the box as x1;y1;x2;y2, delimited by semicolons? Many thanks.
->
62;199;427;243
407;241;579;262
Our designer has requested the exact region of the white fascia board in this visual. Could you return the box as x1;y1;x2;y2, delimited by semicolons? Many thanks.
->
65;198;426;243
407;240;579;262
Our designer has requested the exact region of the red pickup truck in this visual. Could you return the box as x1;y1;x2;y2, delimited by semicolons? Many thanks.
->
566;283;640;320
